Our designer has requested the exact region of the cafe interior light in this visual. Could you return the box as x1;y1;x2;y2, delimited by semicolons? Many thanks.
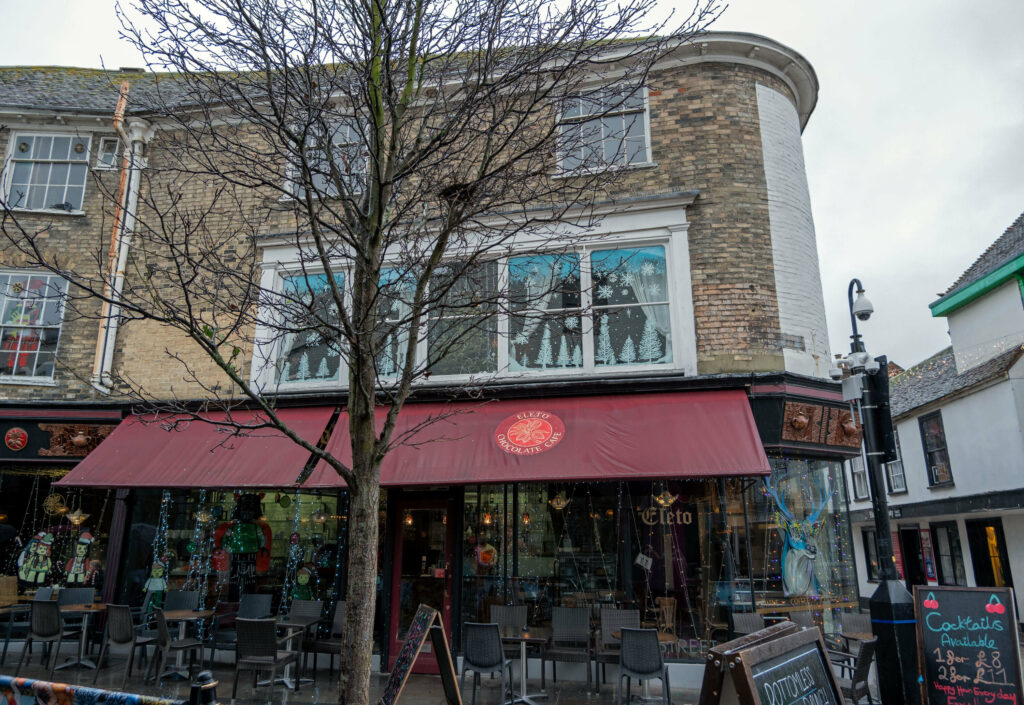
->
404;512;414;526
521;512;530;526
548;493;569;511
654;490;678;507
483;511;493;526
311;506;328;524
195;508;213;524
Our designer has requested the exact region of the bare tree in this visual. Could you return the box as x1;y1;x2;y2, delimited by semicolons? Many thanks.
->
1;0;720;702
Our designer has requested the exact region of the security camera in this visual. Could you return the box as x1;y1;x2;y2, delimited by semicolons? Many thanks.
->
851;292;873;321
828;365;844;381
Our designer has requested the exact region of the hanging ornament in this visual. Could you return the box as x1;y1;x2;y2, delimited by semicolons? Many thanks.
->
66;508;90;526
278;495;292;508
42;494;67;516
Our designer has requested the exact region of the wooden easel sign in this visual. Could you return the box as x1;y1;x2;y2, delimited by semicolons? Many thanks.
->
699;622;842;705
379;604;460;705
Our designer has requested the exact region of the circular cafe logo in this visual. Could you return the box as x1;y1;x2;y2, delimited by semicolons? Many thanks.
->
495;411;565;456
4;427;28;452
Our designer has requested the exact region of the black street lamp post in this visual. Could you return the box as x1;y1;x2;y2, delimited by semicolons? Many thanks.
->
838;279;919;705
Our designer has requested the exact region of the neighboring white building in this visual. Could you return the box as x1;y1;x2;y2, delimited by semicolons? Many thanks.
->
848;211;1024;612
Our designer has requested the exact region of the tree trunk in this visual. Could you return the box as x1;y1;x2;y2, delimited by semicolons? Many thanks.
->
340;475;380;705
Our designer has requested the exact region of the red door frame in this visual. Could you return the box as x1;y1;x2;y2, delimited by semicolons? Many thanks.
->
388;495;456;673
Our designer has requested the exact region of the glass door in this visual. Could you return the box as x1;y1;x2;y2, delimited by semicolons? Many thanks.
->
389;497;454;673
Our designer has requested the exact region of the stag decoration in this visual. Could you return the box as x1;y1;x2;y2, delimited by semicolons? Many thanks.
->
763;475;836;597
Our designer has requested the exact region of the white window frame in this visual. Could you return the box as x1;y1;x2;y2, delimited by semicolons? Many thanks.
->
0;271;67;384
850;452;869;501
252;200;698;388
885;429;907;494
557;86;653;174
94;137;121;170
267;268;347;389
286;119;368;200
2;132;92;214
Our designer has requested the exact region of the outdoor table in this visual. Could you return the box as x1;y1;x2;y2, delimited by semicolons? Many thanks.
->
161;608;215;679
54;603;106;671
839;630;873;651
263;614;321;690
500;625;550;705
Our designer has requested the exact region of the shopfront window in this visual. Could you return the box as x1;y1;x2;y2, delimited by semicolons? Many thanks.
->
455;461;857;662
120;489;348;628
0;475;114;594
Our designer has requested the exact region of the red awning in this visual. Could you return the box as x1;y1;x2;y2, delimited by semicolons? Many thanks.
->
56;407;334;489
304;390;769;487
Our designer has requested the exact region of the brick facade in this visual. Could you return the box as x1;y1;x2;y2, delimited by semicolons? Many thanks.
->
1;33;829;401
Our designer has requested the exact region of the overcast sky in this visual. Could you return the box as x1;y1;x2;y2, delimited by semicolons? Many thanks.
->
3;0;1023;368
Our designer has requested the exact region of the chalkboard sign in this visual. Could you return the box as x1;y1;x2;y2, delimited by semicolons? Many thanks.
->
726;627;843;705
430;625;462;705
699;621;799;705
915;586;1023;705
379;604;440;705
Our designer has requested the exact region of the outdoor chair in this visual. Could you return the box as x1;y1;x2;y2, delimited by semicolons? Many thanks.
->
490;604;529;674
541;606;591;692
145;608;203;683
618;628;671;705
164;589;200;612
15;600;82;679
310;601;346;677
34;587;56;601
655;597;677;639
593;608;640;692
731;612;765;636
232;617;302;698
287;598;323;672
839;612;873;649
93;604;155;689
830;638;877;704
206;593;272;666
0;604;30;666
461;622;513;705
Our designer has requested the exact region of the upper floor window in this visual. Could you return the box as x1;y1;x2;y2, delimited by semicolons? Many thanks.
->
0;272;67;380
5;134;90;212
95;137;121;170
885;429;907;493
275;273;344;385
558;88;649;171
292;120;367;199
850;453;869;500
919;411;953;486
261;242;679;387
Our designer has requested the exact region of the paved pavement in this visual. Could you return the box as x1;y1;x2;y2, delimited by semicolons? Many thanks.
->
1;649;701;705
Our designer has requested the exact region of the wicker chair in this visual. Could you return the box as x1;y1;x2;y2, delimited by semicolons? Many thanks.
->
490;605;529;674
541;606;591;692
831;638;877;704
145;609;203;683
206;593;272;666
618;628;670;705
0;604;30;666
15;600;82;679
461;622;513;705
233;617;302;697
163;590;200;611
94;604;155;689
310;601;346;677
731;612;765;636
594;608;639;692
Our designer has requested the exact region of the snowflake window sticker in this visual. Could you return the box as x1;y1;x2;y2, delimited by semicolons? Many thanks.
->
564;317;580;330
597;284;613;300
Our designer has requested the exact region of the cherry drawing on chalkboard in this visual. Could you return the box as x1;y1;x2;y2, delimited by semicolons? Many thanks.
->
923;592;939;609
986;595;1006;614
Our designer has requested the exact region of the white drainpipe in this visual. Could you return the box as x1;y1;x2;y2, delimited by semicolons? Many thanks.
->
91;97;154;393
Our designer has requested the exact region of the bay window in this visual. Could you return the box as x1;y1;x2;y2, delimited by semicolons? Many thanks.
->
266;240;680;384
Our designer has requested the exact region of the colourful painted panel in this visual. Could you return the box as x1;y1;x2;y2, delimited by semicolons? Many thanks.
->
0;675;185;705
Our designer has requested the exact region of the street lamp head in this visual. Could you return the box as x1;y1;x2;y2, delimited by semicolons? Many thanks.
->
851;291;874;321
